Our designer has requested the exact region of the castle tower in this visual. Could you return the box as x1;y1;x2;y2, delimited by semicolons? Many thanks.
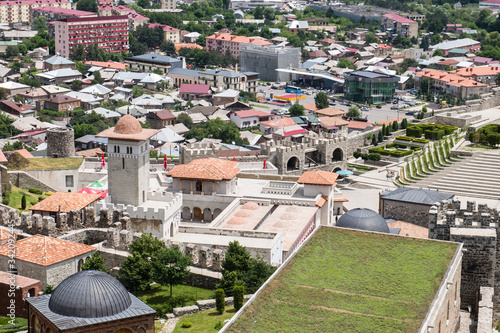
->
97;115;160;206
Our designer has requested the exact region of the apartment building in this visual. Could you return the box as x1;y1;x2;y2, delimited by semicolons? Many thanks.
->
453;66;500;85
54;15;129;59
381;13;418;39
147;23;180;43
0;0;70;24
31;7;96;27
97;4;113;16
415;69;488;100
198;69;258;93
206;33;271;58
161;0;177;10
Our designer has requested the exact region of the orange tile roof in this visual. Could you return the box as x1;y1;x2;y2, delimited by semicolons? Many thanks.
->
75;147;104;157
167;158;240;181
14;149;33;159
83;61;127;70
0;150;6;163
0;234;95;266
0;228;14;241
316;107;345;117
175;43;204;51
416;69;486;88
316;195;327;207
261;117;296;128
304;104;317;111
319;116;349;127
334;195;349;202
29;192;101;213
453;65;500;77
0;271;40;287
298;170;338;185
348;120;374;130
387;221;428;238
378;118;403;126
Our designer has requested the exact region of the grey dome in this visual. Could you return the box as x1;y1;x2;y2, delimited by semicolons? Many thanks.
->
336;208;390;233
48;270;132;318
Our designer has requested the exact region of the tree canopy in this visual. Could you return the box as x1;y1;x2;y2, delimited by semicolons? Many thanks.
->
289;103;305;117
76;0;98;13
81;251;110;274
152;246;192;297
185;118;249;145
315;92;329;109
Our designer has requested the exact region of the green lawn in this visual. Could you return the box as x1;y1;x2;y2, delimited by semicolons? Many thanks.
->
228;227;457;333
172;307;237;333
21;157;83;170
155;320;166;333
0;317;28;332
7;185;48;211
136;284;215;307
347;163;375;172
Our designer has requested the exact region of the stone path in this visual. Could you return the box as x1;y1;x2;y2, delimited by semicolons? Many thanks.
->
159;317;179;333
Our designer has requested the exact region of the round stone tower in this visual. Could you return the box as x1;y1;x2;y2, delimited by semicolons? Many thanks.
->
47;127;75;158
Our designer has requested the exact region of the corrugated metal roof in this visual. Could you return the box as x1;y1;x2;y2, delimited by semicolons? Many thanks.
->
382;188;454;205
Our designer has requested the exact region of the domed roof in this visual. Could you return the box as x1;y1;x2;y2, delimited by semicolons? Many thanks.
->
48;270;132;318
241;202;259;210
227;217;247;225
336;208;389;233
113;115;142;135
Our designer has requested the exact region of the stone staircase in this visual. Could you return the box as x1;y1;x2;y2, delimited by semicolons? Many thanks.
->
409;152;500;200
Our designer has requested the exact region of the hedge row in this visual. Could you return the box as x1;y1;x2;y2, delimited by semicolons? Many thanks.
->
406;123;457;139
424;129;445;140
369;146;414;157
395;136;429;144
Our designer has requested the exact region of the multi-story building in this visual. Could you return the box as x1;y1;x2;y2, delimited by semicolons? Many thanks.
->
344;71;399;104
240;45;300;82
97;4;113;16
124;53;183;74
205;33;271;58
198;69;258;93
54;15;129;59
0;0;70;24
147;23;180;43
381;13;418;39
415;68;488;100
31;7;96;32
230;0;283;10
128;12;149;31
160;0;177;10
429;38;481;56
453;66;500;85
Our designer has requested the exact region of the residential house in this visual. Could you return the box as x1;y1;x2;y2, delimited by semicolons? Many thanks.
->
40;84;71;99
429;38;481;56
80;84;112;100
453;65;500;85
65;91;102;110
128;12;150;31
36;68;82;85
381;13;418;39
348;120;376;133
183;32;200;43
415;68;488;99
124;54;183;75
229;110;271;129
17;87;49;105
43;95;81;112
212;89;239;106
146;110;176;129
260;117;297;135
0;271;41;318
198;70;258;93
205;33;272;58
147;23;180;43
0;100;36;116
179;84;211;100
318;116;349;135
43;55;75;71
168;68;199;87
0;81;30;96
0;67;14;83
286;20;309;34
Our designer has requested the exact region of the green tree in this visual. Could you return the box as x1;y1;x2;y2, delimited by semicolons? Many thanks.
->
338;58;356;70
160;40;176;55
392;120;398;131
175;113;193;129
33;16;47;31
76;0;98;13
216;289;225;314
132;85;144;98
433;49;444;57
75;61;86;75
21;195;27;209
364;32;378;44
71;80;82;91
70;44;85;61
371;135;377;146
43;285;54;295
5;45;19;58
385;124;391;136
73;124;98;139
260;26;273;39
81;251;110;274
315;92;329;109
233;285;244;310
346;106;360;118
152;245;192;297
419;77;432;94
92;71;103;84
378;130;383;142
253;7;264;19
118;233;165;292
289;103;305;117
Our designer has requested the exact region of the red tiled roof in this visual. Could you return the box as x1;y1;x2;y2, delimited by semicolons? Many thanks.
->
147;22;178;32
0;100;35;113
0;228;14;241
383;13;416;24
83;61;127;70
315;107;345;117
14;149;33;159
46;95;80;104
179;84;211;94
298;170;339;185
167;158;239;181
348;120;373;130
234;110;269;118
0;271;40;288
0;151;6;163
151;110;176;120
261;117;296;128
29;192;101;213
0;234;95;266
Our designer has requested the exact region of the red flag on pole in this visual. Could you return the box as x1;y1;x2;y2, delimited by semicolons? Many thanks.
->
164;154;167;171
233;157;236;161
101;153;105;167
263;159;266;169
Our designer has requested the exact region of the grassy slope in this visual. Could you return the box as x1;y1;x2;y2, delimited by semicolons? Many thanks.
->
229;227;457;333
8;186;47;211
172;307;237;333
22;158;83;170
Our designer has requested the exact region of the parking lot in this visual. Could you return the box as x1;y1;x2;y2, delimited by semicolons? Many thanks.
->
253;83;423;124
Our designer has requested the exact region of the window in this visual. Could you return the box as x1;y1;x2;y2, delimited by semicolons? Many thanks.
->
122;158;125;169
65;175;74;187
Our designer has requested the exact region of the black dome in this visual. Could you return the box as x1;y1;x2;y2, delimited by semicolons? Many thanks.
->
336;208;390;233
48;270;132;318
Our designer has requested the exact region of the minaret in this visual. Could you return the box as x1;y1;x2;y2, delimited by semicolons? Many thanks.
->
97;115;160;206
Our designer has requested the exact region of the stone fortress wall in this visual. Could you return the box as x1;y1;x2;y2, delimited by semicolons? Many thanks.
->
428;198;500;319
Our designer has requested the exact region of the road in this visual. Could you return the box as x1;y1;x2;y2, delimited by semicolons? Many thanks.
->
253;84;422;124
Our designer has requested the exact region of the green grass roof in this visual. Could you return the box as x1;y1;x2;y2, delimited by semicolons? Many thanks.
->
227;227;458;333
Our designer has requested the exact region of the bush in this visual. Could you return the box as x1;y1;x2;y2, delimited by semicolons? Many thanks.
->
353;151;361;159
21;195;27;209
395;136;413;142
28;188;43;195
367;153;381;161
233;285;244;310
181;322;193;328
2;196;9;205
424;129;445;140
406;126;423;138
149;295;191;318
214;321;224;330
216;288;225;314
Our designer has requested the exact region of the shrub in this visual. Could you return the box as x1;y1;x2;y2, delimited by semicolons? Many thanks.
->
353;151;361;159
395;136;413;142
234;285;245;310
181;322;193;328
21;195;27;209
2;196;9;205
38;196;44;202
406;126;423;138
28;188;43;195
215;321;224;330
216;288;225;314
424;129;445;140
367;153;381;161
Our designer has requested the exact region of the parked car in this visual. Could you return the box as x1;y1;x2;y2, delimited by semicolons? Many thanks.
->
405;111;416;116
392;100;398;104
376;105;382;109
391;106;399;110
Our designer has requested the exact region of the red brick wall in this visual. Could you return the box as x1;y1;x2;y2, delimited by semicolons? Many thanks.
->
0;279;41;318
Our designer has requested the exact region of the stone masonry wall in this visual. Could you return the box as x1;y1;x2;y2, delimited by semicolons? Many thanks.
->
381;200;433;228
8;171;56;193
